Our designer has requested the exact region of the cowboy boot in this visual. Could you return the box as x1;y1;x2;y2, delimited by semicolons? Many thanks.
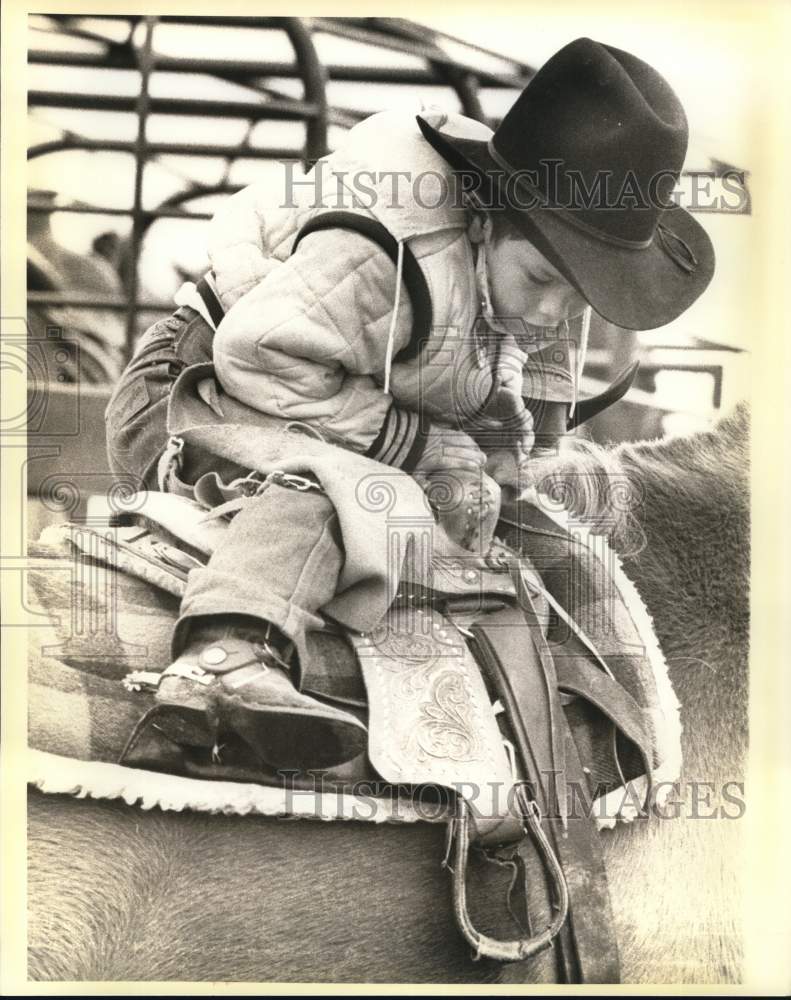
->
154;617;368;770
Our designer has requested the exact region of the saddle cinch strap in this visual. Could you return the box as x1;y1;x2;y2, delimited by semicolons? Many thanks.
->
466;598;625;981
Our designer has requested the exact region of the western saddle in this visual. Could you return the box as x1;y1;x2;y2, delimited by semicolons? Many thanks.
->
67;484;669;985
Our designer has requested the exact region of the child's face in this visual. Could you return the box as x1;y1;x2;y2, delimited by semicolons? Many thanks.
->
487;233;587;327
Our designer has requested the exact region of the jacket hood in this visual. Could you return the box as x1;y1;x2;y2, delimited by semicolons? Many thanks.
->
323;108;494;242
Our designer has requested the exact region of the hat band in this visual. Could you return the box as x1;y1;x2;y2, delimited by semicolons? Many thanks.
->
486;139;655;250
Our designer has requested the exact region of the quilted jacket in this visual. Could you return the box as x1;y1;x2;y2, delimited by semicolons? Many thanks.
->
209;108;583;470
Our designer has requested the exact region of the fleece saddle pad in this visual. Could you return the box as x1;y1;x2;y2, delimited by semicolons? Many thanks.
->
27;491;681;830
25;534;443;825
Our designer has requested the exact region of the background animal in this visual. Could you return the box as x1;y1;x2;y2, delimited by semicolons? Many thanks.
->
28;197;127;385
26;405;749;984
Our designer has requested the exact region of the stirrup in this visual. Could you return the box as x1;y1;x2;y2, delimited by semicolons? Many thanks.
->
447;788;569;963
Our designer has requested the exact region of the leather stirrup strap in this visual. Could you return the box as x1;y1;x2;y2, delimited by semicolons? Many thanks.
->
470;602;567;825
509;733;622;983
470;603;622;983
550;730;622;983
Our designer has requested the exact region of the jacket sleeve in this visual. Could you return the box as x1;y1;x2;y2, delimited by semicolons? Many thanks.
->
213;228;430;470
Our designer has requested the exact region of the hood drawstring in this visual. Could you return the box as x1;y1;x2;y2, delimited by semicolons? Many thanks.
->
383;237;405;396
569;306;592;419
477;239;494;323
469;210;495;323
469;211;501;378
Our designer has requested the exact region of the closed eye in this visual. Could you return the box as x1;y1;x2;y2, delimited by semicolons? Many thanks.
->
527;271;554;287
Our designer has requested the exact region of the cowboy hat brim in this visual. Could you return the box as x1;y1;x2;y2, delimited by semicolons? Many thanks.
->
417;117;715;332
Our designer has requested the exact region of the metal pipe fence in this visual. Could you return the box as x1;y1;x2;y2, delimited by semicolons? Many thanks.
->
28;15;538;364
28;12;748;404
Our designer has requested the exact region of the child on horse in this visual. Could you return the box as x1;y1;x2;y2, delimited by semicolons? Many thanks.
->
106;38;713;771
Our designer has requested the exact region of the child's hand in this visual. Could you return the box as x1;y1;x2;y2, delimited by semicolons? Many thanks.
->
412;425;500;553
412;423;486;479
486;448;530;489
482;396;535;489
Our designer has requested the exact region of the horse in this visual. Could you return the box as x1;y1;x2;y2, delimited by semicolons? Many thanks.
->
26;404;749;984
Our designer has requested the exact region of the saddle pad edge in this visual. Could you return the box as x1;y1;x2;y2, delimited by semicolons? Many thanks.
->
27;748;452;827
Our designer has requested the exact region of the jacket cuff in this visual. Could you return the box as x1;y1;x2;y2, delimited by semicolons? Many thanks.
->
364;404;429;472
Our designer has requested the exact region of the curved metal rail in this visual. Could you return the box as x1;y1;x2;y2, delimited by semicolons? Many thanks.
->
28;11;748;405
28;15;533;361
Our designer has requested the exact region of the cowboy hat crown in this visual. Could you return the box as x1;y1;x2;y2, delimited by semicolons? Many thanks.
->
417;37;715;330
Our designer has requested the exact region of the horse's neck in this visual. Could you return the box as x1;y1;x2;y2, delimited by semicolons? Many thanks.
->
616;410;750;780
594;412;749;982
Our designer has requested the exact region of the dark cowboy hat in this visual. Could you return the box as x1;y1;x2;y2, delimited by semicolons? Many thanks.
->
417;37;715;331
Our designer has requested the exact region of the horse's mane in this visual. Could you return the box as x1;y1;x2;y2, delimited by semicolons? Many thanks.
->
526;400;750;655
616;401;749;514
528;403;749;560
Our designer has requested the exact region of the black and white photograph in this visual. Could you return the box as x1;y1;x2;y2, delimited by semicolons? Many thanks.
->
2;3;790;991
